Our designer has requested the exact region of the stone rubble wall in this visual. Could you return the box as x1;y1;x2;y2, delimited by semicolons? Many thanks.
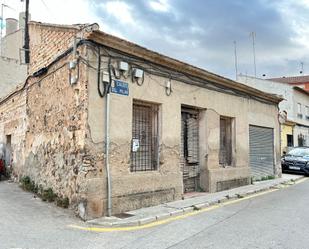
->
0;89;27;178
24;47;95;210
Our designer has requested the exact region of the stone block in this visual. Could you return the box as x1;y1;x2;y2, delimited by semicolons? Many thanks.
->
156;212;171;221
138;216;156;225
169;209;183;217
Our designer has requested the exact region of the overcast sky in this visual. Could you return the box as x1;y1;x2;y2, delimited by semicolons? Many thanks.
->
2;0;309;80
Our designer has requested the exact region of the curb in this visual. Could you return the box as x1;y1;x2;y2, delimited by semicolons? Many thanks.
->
87;176;306;228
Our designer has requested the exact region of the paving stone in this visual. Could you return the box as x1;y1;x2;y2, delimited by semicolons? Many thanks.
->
156;212;171;221
111;220;139;227
138;216;156;225
192;203;209;210
182;206;194;214
169;209;183;217
84;174;306;227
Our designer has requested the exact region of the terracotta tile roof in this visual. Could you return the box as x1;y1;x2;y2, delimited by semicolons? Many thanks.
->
268;75;309;84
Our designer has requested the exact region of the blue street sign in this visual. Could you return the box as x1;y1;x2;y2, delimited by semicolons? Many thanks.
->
111;80;129;96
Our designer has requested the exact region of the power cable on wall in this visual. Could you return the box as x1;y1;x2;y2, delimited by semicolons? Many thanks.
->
70;41;276;105
0;38;278;108
89;48;271;104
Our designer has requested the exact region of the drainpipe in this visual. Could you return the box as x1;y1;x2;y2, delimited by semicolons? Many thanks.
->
105;56;112;217
24;0;30;64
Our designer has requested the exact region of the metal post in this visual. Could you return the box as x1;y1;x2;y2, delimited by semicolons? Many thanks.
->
233;41;238;81
105;56;112;217
105;88;112;217
250;32;257;78
23;0;30;63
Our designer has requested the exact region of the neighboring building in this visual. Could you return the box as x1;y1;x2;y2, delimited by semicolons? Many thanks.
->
0;13;29;99
0;22;282;220
270;75;309;92
238;75;309;154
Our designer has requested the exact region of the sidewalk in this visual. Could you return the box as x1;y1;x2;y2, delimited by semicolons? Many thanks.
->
87;174;305;228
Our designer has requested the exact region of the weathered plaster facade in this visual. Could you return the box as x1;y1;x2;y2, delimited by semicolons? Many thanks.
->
85;48;281;216
0;22;282;220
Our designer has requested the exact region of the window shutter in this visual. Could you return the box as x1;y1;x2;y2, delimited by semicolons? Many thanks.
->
187;116;199;164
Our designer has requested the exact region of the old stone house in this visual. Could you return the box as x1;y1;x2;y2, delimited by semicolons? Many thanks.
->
0;21;282;220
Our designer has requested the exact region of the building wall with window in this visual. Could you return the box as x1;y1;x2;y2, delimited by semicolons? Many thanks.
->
238;75;309;152
292;88;309;146
293;88;309;125
0;22;282;220
237;75;293;119
85;42;281;217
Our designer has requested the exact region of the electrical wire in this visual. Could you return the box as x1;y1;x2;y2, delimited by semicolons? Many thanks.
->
97;46;105;98
110;64;121;79
1;38;278;108
92;45;279;106
84;49;260;101
28;62;67;90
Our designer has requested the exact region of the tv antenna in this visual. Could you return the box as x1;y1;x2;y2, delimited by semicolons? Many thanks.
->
233;41;238;80
300;62;304;74
250;32;257;77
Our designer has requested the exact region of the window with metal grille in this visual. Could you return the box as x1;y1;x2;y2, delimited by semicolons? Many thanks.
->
131;101;159;172
219;116;233;166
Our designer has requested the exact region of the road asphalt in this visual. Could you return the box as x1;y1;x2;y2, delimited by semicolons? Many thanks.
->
1;174;308;249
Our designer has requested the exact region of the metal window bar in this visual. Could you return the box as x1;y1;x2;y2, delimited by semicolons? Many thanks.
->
131;101;159;172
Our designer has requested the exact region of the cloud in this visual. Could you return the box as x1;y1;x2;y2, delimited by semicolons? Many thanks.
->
3;0;309;79
102;1;135;25
149;0;170;12
1;0;98;25
88;0;309;79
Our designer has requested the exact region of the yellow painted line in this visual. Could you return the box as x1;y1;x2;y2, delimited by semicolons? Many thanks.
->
293;177;308;185
68;177;308;233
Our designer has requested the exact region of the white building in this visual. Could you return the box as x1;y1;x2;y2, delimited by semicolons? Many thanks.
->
238;74;309;152
0;13;29;99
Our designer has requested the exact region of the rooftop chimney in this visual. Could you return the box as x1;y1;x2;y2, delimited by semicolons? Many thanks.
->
5;18;18;35
19;12;31;30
